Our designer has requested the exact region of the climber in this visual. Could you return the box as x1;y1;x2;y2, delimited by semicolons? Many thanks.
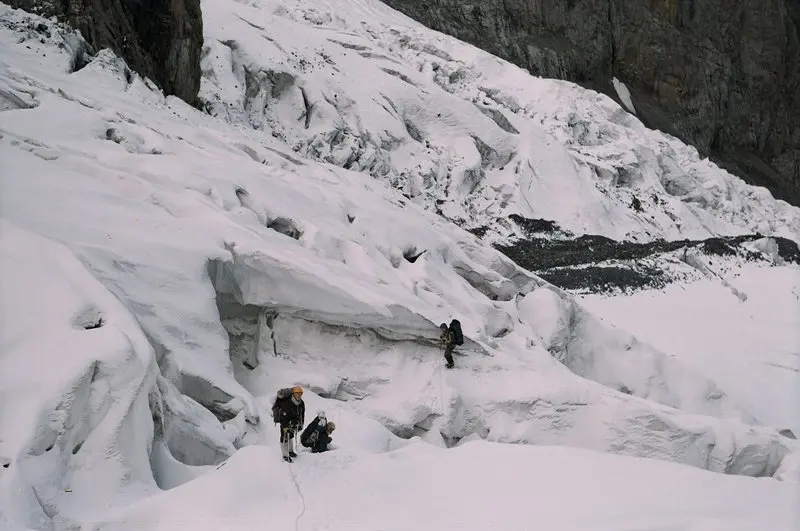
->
274;385;305;463
439;319;464;369
437;321;458;369
301;410;336;453
439;323;455;368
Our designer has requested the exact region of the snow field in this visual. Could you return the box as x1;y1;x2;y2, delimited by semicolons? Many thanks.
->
1;1;800;529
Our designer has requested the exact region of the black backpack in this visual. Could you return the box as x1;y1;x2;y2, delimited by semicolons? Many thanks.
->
271;387;293;424
449;319;464;345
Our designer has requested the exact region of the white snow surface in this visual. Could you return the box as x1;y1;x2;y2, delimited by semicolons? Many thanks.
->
580;264;800;440
0;221;160;528
612;77;637;115
95;441;800;531
1;0;799;529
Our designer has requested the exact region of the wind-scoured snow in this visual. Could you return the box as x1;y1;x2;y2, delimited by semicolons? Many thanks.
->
1;0;800;529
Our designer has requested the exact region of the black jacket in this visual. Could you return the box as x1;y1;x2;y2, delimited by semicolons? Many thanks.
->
300;416;331;450
277;397;305;428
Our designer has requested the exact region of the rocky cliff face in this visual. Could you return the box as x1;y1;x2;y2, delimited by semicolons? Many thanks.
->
7;0;202;106
381;0;800;207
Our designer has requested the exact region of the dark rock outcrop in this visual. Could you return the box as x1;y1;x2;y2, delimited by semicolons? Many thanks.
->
492;215;800;294
8;0;203;106
380;0;800;207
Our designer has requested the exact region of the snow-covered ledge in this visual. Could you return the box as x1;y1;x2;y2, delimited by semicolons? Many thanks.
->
207;243;487;349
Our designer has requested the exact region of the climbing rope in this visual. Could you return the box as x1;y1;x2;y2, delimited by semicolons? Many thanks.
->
287;438;307;531
438;361;446;416
434;340;448;416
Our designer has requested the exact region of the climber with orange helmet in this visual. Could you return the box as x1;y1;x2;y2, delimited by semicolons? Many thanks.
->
274;385;305;462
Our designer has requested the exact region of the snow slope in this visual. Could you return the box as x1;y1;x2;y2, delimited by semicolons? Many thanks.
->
0;221;160;528
95;441;800;531
1;0;800;529
580;264;800;438
199;0;800;244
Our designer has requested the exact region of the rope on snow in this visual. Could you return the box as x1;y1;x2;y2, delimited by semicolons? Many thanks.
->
438;361;446;416
287;438;307;531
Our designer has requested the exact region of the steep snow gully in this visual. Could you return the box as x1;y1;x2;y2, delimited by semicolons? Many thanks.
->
1;0;800;529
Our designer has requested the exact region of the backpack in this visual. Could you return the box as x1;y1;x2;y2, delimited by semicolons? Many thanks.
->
449;319;464;345
301;417;322;447
271;387;293;424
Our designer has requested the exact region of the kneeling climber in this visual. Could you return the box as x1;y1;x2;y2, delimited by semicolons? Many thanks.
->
301;411;336;453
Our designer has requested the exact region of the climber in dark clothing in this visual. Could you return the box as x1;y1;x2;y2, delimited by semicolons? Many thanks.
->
276;386;305;462
440;323;455;369
301;411;336;453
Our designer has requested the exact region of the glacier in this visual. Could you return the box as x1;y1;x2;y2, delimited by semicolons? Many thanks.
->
1;0;799;529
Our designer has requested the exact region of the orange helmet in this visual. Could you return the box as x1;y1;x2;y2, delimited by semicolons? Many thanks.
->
292;386;303;396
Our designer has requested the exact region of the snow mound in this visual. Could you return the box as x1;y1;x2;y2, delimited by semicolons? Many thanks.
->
0;221;158;529
518;285;754;421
